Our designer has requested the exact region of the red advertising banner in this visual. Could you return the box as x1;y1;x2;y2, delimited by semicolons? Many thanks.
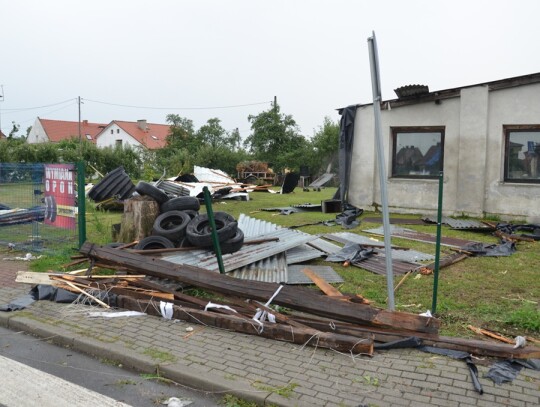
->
44;164;77;230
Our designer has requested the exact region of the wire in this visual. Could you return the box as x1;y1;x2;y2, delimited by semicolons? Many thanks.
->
83;98;272;110
1;98;76;112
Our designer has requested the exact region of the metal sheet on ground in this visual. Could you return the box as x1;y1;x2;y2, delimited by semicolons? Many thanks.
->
363;226;480;248
286;265;344;285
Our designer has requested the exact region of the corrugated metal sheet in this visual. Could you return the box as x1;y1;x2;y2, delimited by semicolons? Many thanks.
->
353;256;420;275
323;232;385;247
194;165;236;184
308;237;342;254
423;216;494;230
156;180;191;197
309;173;334;187
363;226;480;248
286;244;325;264
164;228;316;273
286;265;344;285
229;253;288;282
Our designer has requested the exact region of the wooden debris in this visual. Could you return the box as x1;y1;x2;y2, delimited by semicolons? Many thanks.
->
117;296;374;355
468;325;515;344
80;242;440;335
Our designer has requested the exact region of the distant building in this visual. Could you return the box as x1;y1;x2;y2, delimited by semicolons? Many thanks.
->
27;118;169;149
0;130;6;140
27;118;107;144
95;120;169;149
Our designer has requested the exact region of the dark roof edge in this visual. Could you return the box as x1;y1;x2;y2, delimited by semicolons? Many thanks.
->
339;72;540;111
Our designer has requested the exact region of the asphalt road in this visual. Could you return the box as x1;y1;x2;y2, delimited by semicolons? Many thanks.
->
0;326;220;407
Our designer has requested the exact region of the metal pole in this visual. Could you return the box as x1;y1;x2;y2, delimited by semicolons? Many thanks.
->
202;186;226;274
0;85;4;137
78;96;82;159
431;171;444;314
77;161;87;248
368;32;395;310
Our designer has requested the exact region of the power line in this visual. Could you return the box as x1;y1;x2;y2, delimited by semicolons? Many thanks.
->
82;98;272;110
1;98;76;112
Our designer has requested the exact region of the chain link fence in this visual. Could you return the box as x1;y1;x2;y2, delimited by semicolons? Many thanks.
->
0;163;84;253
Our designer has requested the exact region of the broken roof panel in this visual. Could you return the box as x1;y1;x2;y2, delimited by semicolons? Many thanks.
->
309;173;335;188
194;165;236;184
363;226;481;248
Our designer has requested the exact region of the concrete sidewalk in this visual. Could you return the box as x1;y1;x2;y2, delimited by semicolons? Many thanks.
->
0;258;538;407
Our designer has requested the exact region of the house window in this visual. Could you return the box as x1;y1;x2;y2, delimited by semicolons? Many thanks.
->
116;139;122;148
85;134;92;140
110;129;114;134
504;125;540;183
391;127;444;178
117;129;120;134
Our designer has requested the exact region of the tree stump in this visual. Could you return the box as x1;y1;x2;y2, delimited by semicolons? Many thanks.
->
118;196;159;243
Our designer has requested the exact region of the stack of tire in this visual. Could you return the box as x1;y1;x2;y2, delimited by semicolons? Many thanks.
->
133;181;244;254
88;167;136;202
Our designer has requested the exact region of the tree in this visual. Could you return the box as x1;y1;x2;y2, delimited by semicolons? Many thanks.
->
244;103;305;172
8;121;20;139
310;116;340;174
196;118;237;149
165;114;199;152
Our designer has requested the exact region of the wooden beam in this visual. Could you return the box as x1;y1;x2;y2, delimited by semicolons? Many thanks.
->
301;267;344;297
80;242;439;334
117;296;374;355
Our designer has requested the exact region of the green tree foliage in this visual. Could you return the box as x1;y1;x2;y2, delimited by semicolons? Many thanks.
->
244;103;306;172
165;114;199;152
310;116;340;174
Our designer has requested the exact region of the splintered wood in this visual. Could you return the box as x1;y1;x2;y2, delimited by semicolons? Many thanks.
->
70;242;540;359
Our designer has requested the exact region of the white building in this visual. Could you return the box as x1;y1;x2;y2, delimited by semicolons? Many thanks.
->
345;72;540;222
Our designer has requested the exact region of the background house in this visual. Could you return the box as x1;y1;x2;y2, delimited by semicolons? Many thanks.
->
27;118;108;144
27;118;169;150
95;120;169;149
345;72;540;222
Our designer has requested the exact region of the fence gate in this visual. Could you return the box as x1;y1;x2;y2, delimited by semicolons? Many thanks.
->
0;163;84;253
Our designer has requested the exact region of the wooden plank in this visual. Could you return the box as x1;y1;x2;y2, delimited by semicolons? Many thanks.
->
80;242;440;334
117;296;374;355
16;271;59;285
301;267;344;297
291;316;540;359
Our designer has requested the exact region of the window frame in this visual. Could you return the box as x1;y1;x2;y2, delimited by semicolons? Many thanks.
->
503;125;540;184
391;126;445;179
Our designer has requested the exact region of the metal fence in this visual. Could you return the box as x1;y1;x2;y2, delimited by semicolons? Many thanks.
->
0;162;85;253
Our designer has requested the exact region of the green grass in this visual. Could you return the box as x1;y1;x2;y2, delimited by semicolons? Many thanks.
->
27;186;540;338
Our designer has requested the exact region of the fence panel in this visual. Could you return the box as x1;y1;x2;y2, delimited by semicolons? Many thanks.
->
0;163;81;252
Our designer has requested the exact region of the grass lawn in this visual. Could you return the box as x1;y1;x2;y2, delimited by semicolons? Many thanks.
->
30;186;540;339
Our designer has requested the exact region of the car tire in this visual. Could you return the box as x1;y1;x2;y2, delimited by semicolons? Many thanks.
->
218;228;244;254
152;210;192;243
135;181;170;204
134;235;175;250
186;212;238;247
160;196;200;213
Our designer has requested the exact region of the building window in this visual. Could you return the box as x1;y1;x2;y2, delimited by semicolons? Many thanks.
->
115;139;122;148
85;134;92;140
504;125;540;183
117;129;120;134
391;127;444;178
110;129;114;134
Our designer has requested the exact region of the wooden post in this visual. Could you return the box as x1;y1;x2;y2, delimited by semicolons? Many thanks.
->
117;196;159;243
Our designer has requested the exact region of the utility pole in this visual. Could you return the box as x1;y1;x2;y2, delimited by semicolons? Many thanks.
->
0;85;4;137
78;96;82;159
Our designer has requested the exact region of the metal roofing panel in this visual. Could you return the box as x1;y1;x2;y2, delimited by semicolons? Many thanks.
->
286;265;344;285
194;165;236;184
363;226;481;248
286;244;325;264
229;253;288;283
308;237;342;254
323;232;385;247
309;173;335;187
422;216;493;230
163;228;317;273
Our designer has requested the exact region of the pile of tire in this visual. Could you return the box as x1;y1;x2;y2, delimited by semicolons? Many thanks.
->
88;167;136;202
133;181;244;254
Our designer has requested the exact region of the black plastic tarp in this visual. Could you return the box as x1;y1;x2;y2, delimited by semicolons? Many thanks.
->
337;105;357;204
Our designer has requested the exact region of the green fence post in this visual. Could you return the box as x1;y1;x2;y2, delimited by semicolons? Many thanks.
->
77;161;87;248
202;186;225;274
431;171;444;314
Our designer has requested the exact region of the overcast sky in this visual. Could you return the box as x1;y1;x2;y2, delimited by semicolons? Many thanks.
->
2;0;539;140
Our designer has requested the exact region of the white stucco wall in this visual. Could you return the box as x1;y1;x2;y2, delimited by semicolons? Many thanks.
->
96;123;141;149
26;119;49;143
348;82;540;221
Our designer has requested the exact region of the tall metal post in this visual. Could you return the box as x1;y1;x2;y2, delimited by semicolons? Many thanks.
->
431;171;444;314
77;161;87;248
78;96;82;159
368;32;395;310
203;186;226;274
